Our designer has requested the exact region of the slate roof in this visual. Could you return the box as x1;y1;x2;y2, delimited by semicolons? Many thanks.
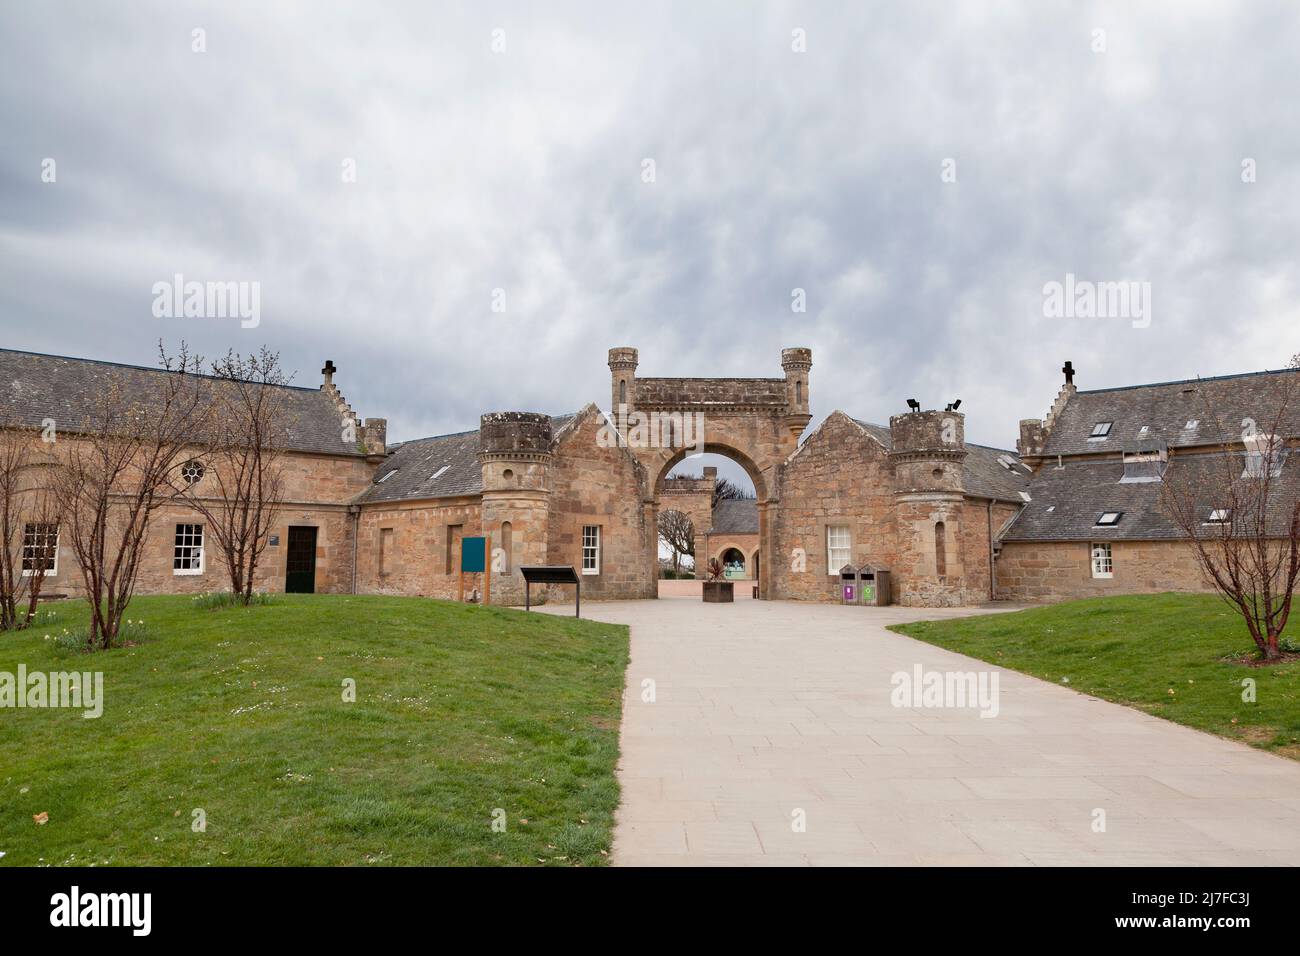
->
0;348;365;456
1000;451;1300;542
850;419;1031;502
709;498;759;534
1040;368;1300;457
357;412;579;504
356;429;483;503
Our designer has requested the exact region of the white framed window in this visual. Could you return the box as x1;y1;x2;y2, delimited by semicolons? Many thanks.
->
173;523;205;575
1088;421;1113;440
1206;508;1231;524
1091;542;1113;579
21;522;58;576
581;525;600;575
827;525;851;575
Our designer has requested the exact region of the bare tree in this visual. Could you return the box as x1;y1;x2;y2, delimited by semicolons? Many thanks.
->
0;425;60;630
1160;358;1300;661
712;476;754;509
657;509;695;576
178;349;291;604
53;345;208;650
665;471;755;508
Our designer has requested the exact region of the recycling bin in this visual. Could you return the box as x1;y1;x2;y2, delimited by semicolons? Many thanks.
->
838;564;860;604
859;565;892;606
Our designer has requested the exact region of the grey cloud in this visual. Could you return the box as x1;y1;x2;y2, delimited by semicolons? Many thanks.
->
2;0;1298;453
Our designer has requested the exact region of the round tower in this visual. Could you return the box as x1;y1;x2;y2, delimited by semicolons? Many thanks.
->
479;412;553;606
889;408;968;607
781;347;813;439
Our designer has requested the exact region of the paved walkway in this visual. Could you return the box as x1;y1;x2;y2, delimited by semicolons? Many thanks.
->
549;593;1300;866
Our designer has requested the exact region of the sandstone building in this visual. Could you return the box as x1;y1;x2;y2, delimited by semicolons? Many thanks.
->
3;346;1295;607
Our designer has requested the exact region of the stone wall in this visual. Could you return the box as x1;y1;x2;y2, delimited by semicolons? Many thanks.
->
546;406;656;599
771;412;900;602
959;500;1022;603
699;532;760;578
355;497;483;598
38;445;375;598
995;539;1211;602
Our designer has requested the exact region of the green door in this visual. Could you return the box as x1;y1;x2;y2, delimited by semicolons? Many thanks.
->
285;526;318;594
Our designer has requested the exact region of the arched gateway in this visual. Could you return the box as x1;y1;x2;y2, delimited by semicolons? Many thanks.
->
606;347;812;599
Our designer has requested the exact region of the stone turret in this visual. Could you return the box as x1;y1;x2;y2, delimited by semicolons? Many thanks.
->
781;347;813;439
479;412;554;606
608;347;639;425
889;408;968;607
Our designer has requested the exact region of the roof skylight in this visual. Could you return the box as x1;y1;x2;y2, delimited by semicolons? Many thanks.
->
1089;422;1113;440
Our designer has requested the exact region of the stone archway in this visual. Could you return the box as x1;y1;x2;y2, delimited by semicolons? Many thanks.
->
607;347;812;599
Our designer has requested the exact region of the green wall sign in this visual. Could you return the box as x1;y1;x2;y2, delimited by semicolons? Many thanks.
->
461;536;486;573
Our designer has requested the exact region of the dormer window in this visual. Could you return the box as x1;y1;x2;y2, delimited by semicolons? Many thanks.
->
1095;511;1122;526
1121;441;1167;483
1206;508;1231;524
1089;422;1113;440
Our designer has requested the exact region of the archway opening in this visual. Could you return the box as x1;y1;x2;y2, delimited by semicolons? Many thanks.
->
657;447;760;584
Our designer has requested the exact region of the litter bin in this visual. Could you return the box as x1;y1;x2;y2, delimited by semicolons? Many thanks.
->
858;565;892;606
838;564;860;604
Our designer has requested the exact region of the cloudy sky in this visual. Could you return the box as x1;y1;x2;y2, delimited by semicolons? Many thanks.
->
3;1;1299;489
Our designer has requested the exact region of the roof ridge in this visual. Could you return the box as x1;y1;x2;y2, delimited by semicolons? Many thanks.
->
394;409;579;447
1077;366;1300;395
0;346;322;393
397;428;481;443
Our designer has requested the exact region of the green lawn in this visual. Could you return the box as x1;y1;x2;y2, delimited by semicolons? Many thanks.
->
0;594;629;866
890;593;1300;759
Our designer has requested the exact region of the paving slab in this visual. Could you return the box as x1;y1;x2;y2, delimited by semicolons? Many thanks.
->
543;593;1300;866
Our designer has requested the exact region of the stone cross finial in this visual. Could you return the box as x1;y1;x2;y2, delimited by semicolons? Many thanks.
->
1062;361;1075;385
322;360;336;387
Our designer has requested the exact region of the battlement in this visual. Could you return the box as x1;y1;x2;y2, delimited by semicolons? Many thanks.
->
888;409;967;458
479;412;553;458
